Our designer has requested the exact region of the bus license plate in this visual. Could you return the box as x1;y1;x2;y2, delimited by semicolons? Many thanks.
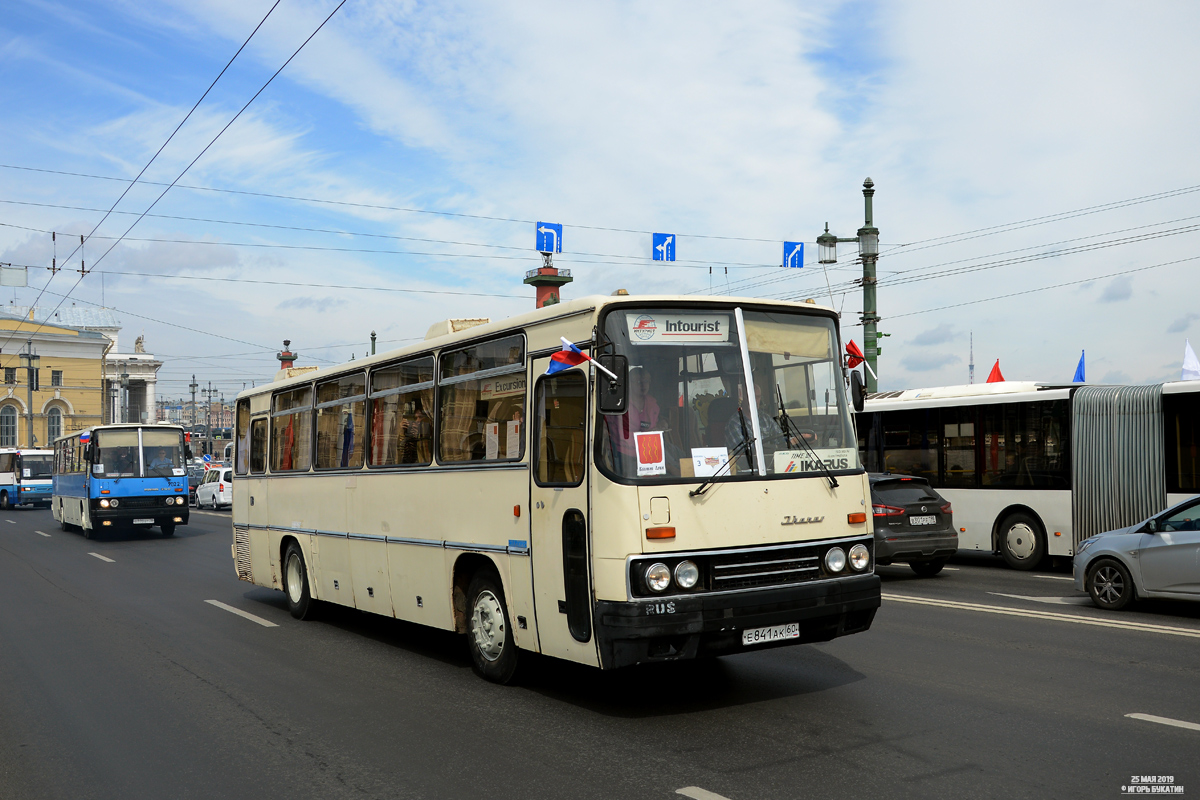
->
133;518;154;525
742;623;800;646
909;515;937;525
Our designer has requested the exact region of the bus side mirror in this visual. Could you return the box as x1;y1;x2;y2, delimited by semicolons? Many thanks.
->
597;354;628;415
185;446;193;460
84;443;93;462
850;370;866;413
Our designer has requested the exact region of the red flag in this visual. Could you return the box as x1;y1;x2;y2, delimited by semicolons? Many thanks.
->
846;339;865;369
986;359;1005;383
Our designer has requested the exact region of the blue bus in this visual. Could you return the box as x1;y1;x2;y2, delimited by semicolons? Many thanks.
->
53;424;191;538
0;448;55;510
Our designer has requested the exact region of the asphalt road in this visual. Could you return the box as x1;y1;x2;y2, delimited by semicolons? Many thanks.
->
2;508;1198;800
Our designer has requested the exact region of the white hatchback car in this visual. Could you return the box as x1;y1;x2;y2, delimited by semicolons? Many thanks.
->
196;467;233;509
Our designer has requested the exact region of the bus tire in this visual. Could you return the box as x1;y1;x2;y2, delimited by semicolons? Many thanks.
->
465;570;519;684
0;491;9;511
1086;558;1135;610
161;523;176;537
999;512;1045;570
283;541;315;620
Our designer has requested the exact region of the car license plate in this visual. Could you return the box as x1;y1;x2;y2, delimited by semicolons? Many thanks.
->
133;518;154;525
909;515;937;525
742;622;800;646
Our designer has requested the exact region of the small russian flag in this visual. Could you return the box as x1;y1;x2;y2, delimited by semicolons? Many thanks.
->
546;338;618;379
80;431;91;443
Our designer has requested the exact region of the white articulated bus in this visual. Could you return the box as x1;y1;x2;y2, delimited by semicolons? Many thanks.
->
232;295;881;682
856;380;1200;569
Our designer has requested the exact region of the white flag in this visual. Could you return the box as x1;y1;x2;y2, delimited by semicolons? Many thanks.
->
1184;339;1200;382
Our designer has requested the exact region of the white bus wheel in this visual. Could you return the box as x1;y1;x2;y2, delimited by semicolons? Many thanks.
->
999;513;1044;570
283;541;315;620
466;571;519;684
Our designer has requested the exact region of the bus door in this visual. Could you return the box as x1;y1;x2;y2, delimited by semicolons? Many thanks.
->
529;367;599;665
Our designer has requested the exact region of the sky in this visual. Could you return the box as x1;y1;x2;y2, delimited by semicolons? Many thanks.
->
2;0;1200;400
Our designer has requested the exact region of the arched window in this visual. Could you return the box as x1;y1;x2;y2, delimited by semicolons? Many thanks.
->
47;407;63;443
0;406;16;447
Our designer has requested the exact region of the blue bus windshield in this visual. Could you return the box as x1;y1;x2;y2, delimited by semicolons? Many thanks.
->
21;454;53;479
93;428;185;479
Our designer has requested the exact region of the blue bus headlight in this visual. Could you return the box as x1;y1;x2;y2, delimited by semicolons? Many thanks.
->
100;499;110;508
109;498;119;508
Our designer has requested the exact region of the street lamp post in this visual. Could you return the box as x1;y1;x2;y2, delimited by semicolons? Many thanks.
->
19;341;40;447
817;178;882;393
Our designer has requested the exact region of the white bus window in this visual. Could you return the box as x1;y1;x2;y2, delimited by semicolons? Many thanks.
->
271;386;313;472
535;372;587;486
369;358;434;466
316;373;366;470
438;336;525;463
235;399;251;475
250;418;267;473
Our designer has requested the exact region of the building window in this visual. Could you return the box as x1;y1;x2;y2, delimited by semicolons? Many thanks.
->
0;406;16;447
47;407;62;443
3;368;14;385
51;370;63;387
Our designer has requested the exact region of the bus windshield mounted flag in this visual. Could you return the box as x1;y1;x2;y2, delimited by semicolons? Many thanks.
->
546;338;618;379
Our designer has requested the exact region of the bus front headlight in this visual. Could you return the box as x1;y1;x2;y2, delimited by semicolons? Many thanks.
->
177;496;186;505
645;563;671;593
99;499;110;508
825;547;846;573
674;560;699;589
109;498;119;508
849;544;870;571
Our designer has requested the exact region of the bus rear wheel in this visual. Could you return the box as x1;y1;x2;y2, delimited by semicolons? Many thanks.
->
466;570;519;684
999;513;1045;570
283;541;315;620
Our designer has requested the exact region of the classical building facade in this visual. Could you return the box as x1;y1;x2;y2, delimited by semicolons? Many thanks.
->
0;312;109;447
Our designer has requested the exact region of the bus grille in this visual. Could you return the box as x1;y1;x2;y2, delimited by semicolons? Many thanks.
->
234;527;252;582
710;547;822;591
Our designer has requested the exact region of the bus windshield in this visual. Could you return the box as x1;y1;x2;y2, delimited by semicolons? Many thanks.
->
597;306;859;482
21;455;53;479
93;428;185;478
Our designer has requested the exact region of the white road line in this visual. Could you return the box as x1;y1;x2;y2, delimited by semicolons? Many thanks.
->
88;553;115;563
883;593;1200;638
1125;713;1200;732
1034;574;1075;581
205;600;278;628
988;592;1091;606
35;530;50;537
677;788;733;800
942;567;960;571
5;519;14;524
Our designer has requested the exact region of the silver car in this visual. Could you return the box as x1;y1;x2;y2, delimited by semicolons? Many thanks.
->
1074;495;1200;610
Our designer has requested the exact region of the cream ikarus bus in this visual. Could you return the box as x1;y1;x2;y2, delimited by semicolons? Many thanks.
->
231;295;881;682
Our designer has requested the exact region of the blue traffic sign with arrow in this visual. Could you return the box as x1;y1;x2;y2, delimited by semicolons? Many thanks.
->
536;222;562;253
784;241;804;268
652;233;675;262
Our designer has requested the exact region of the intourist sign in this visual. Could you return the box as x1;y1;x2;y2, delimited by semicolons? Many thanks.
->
627;313;731;345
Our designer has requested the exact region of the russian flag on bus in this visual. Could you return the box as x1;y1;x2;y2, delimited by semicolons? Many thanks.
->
545;338;619;379
546;339;593;375
80;431;91;443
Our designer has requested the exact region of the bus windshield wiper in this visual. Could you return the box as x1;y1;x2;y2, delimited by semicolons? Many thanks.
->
691;408;755;498
776;386;838;489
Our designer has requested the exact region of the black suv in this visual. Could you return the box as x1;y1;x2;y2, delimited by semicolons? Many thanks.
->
869;473;958;577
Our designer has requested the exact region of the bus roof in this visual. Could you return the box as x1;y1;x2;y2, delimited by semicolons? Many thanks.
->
866;378;1200;411
55;423;186;445
238;293;840;400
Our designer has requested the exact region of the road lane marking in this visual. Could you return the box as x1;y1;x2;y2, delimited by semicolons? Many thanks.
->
989;592;1091;606
35;530;50;537
1126;713;1200;732
5;520;14;524
1034;574;1074;581
205;600;278;628
88;553;115;563
883;593;1200;638
943;567;960;571
677;788;733;800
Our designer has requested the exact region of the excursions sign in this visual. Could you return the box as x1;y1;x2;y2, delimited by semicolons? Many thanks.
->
626;313;731;345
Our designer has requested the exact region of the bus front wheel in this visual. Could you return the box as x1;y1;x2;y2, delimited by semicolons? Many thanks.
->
161;523;176;537
466;570;519;684
999;513;1045;570
283;541;315;620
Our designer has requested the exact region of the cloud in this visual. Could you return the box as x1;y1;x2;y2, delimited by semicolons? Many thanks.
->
1099;370;1132;384
1099;275;1133;303
1168;313;1200;333
901;352;961;372
276;296;348;312
911;323;956;346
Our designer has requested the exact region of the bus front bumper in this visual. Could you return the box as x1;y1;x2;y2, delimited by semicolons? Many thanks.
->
91;506;190;527
593;573;881;670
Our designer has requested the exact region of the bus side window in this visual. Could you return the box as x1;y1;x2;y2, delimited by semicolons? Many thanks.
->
235;399;251;475
534;372;587;486
438;335;526;463
270;386;313;472
250;418;267;474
